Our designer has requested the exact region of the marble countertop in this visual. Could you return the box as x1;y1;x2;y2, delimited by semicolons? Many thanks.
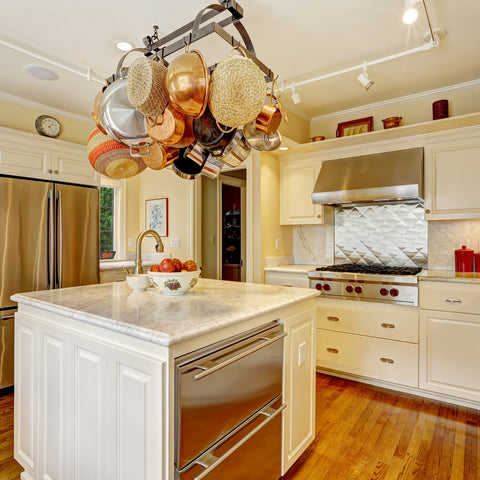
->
264;265;317;274
12;279;318;347
419;269;480;284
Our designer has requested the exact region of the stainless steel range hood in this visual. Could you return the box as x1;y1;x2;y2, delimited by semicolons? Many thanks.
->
312;147;424;205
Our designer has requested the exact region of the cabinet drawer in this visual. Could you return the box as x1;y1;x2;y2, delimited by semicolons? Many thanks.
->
420;280;480;314
316;299;418;343
264;271;309;288
100;269;126;283
316;329;418;387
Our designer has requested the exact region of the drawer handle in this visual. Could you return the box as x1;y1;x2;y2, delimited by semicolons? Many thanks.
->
327;316;339;322
445;298;462;303
380;357;394;364
326;348;339;354
381;323;395;329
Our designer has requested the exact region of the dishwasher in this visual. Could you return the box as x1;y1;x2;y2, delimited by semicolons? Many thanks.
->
175;321;286;480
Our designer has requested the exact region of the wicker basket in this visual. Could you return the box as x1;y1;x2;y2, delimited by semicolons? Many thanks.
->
127;57;169;117
87;128;147;179
209;49;267;128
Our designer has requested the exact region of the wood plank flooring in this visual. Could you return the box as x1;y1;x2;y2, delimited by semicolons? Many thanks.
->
283;374;480;480
0;373;479;479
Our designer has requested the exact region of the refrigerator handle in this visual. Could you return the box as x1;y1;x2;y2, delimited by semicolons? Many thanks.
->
56;190;63;289
47;190;54;289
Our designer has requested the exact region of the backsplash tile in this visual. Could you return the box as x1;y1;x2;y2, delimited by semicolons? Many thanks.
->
335;203;428;268
428;219;480;270
293;225;335;265
265;256;294;267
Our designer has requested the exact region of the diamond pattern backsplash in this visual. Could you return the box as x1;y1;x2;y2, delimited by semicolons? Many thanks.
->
335;203;428;268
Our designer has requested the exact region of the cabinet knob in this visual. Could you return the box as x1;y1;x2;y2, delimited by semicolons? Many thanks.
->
47;169;53;173
425;209;431;214
54;169;59;174
326;347;339;354
380;357;394;364
317;214;322;218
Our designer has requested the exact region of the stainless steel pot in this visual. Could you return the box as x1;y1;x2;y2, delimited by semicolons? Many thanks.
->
99;48;152;157
243;121;282;151
172;147;207;180
214;130;251;167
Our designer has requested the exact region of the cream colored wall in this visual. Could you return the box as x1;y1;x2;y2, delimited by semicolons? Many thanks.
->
0;99;93;145
260;152;293;283
311;84;480;139
126;168;190;260
278;108;310;144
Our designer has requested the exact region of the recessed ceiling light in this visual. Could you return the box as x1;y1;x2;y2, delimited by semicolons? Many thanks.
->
115;40;135;52
23;64;58;81
279;146;289;151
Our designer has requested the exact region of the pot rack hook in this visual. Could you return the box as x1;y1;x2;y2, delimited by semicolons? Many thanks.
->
184;33;192;52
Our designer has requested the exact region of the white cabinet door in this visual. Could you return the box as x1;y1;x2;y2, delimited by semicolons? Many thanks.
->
52;150;100;187
419;309;480;402
424;134;480;220
282;307;316;473
0;138;52;180
264;271;310;288
280;161;333;225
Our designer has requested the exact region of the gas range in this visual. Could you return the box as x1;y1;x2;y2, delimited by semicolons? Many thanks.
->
308;263;422;306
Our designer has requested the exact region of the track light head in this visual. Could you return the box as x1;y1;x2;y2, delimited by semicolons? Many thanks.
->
357;62;374;90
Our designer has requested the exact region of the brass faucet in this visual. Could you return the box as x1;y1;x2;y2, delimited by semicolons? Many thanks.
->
134;229;164;274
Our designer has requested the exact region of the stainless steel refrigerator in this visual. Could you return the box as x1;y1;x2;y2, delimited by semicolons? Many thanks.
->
0;176;99;390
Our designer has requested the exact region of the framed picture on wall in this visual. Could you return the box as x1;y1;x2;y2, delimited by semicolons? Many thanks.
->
145;198;168;237
336;116;373;137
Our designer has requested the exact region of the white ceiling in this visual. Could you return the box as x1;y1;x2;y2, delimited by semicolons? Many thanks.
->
1;0;479;122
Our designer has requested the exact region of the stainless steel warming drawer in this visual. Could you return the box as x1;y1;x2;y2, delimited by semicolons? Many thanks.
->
175;321;286;479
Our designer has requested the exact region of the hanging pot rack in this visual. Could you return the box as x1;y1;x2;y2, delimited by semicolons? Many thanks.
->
107;1;275;84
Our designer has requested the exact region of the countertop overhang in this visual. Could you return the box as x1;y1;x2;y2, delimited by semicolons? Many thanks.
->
12;279;318;347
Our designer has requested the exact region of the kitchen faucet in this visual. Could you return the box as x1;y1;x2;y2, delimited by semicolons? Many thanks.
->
134;229;164;274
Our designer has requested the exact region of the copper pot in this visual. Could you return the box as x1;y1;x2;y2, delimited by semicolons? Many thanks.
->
255;102;282;136
165;50;209;118
92;89;107;135
139;143;166;170
173;115;195;148
382;116;402;129
145;105;185;145
310;136;325;142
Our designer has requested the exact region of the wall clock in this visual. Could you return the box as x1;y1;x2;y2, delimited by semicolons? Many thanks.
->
35;115;61;138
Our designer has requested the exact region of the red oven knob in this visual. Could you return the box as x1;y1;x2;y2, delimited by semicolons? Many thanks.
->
315;283;322;291
346;285;354;293
390;288;399;297
323;284;331;291
354;286;363;294
380;287;389;296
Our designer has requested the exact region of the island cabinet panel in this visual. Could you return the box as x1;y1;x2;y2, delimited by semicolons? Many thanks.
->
14;316;37;480
14;310;167;480
282;306;316;474
424;131;480;220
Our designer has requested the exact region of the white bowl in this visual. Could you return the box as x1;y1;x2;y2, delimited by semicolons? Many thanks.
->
148;270;200;296
126;274;151;292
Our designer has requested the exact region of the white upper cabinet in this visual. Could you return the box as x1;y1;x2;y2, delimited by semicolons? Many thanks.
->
0;126;100;186
280;159;333;225
424;127;480;220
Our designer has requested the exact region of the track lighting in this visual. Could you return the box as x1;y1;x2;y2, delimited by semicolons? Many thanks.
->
357;62;374;90
403;0;420;24
291;83;301;104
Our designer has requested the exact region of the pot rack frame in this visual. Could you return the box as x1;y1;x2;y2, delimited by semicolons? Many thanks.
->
140;0;275;82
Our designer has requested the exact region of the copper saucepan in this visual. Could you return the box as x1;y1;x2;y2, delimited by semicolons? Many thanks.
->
145;105;185;146
255;96;282;136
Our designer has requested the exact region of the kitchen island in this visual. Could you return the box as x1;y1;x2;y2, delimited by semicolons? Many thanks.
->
12;278;317;480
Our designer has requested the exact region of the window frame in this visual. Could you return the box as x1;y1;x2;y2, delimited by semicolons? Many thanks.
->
100;177;126;259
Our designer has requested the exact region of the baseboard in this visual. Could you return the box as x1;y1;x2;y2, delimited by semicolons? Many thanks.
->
20;472;34;480
316;367;480;411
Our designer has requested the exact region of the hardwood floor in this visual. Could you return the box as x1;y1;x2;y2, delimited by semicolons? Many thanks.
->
284;374;480;480
0;392;22;480
1;374;479;480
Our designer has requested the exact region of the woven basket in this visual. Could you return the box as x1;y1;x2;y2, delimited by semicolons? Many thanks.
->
87;128;147;179
209;50;267;128
127;57;169;117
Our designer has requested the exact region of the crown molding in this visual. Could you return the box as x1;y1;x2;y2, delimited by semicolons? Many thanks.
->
0;91;94;125
311;78;480;124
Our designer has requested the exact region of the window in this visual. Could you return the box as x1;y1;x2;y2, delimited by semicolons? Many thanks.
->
99;178;125;259
100;186;115;255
